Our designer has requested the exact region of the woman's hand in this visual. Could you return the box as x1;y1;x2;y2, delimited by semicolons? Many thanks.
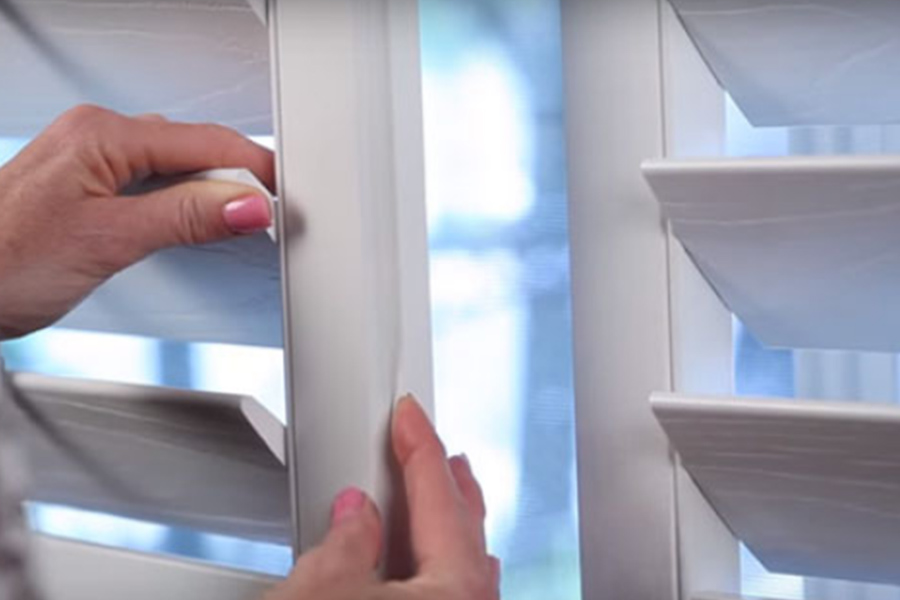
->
0;105;274;339
266;397;500;600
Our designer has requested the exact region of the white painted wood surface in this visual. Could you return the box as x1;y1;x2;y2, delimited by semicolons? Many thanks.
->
8;372;290;544
643;155;900;353
660;3;741;597
669;0;900;127
653;392;900;587
31;534;278;600
269;0;434;556
561;0;678;597
0;0;271;136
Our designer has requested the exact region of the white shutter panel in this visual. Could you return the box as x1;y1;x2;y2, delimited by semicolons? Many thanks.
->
653;392;900;587
269;0;434;554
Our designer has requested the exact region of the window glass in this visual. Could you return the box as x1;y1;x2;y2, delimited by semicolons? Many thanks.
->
728;95;900;600
422;1;580;598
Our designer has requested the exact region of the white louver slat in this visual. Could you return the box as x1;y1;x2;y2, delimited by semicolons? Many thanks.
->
653;392;900;587
668;0;900;127
642;156;900;352
8;372;290;544
0;0;271;136
31;534;277;600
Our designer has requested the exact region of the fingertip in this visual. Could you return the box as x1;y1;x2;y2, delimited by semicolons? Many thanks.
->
331;487;367;526
323;487;383;574
449;454;487;522
392;395;441;464
222;194;272;234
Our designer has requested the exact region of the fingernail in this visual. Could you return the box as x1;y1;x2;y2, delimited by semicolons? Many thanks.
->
332;487;366;525
223;195;271;234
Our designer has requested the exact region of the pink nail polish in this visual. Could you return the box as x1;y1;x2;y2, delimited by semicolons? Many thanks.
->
332;487;366;524
223;195;271;234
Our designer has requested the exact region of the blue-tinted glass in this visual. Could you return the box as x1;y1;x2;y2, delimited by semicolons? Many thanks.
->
421;1;580;598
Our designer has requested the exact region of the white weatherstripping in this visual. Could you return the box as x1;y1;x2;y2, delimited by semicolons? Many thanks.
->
653;392;900;587
0;0;271;136
643;155;900;353
269;0;433;554
9;372;290;544
31;534;277;600
561;0;677;597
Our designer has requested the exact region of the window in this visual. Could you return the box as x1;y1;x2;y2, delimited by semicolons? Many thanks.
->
421;2;579;598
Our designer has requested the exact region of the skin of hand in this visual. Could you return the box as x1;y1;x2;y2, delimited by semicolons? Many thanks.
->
266;396;501;600
0;104;275;340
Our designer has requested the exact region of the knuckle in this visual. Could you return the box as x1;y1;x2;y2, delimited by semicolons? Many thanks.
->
54;104;114;135
175;194;212;245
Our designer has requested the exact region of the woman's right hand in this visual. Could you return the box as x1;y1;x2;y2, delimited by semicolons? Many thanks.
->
265;397;500;600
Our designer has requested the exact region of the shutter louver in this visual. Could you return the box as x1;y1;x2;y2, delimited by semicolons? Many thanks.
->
653;392;900;587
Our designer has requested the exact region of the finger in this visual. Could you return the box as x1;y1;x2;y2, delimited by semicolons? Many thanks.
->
448;455;487;549
448;454;487;521
318;487;383;577
46;106;274;192
121;180;271;254
489;555;502;593
120;118;276;191
266;488;382;600
392;395;472;566
134;113;168;122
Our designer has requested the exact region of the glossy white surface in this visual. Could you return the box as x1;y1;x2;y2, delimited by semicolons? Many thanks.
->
270;0;434;556
561;0;678;597
670;0;900;126
9;372;290;544
654;392;900;586
643;155;900;352
0;0;271;136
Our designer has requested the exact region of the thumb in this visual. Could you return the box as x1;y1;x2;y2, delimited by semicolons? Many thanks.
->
315;487;384;578
124;180;272;253
264;488;383;600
